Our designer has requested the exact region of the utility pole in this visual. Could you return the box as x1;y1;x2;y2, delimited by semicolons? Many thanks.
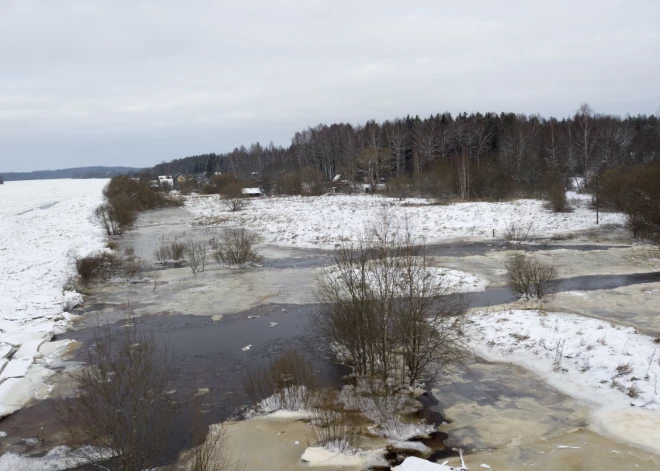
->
596;175;599;225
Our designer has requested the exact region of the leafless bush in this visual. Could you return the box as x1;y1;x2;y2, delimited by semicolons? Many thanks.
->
54;307;177;471
307;388;362;454
505;253;559;299
242;350;316;412
154;237;185;262
213;229;262;266
223;196;247;212
74;251;150;287
186;240;207;274
503;220;536;243
338;377;420;439
74;251;122;287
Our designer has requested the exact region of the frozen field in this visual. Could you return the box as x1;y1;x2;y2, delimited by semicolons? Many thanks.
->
0;179;107;417
187;193;625;248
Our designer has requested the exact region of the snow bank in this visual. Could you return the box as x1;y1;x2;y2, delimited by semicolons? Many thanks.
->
186;193;623;249
0;446;98;471
467;310;660;410
0;179;107;417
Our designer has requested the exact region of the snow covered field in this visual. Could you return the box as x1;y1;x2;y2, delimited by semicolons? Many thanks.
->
0;179;107;417
186;194;624;249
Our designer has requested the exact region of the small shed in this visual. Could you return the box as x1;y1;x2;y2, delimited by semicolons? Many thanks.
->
241;187;262;197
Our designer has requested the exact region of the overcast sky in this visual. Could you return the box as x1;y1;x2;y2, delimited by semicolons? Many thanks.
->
1;0;659;172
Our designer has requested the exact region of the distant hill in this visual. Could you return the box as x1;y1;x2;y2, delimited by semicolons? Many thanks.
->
0;166;142;181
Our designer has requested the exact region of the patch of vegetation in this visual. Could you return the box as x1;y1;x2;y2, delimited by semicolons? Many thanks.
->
505;253;559;299
213;228;262;266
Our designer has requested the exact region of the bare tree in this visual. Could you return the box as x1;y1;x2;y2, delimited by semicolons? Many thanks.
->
573;103;598;174
394;243;469;384
55;304;177;471
93;203;134;236
313;211;468;386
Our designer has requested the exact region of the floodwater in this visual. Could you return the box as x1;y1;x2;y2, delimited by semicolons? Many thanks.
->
3;205;659;469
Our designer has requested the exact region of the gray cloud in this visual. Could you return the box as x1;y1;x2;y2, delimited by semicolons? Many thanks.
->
1;0;659;171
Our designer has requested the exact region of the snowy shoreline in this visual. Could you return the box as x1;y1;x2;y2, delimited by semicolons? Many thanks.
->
0;179;108;417
467;308;660;454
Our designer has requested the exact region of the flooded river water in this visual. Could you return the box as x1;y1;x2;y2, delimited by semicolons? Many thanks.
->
2;206;659;469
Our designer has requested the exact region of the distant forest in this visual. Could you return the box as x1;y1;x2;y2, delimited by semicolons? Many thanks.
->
1;166;141;182
152;104;659;200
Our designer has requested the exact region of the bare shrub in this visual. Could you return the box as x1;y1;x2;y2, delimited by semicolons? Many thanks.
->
223;196;247;212
307;388;362;453
502;220;536;243
54;308;177;471
186;240;207;274
615;362;633;377
75;251;122;287
505;253;559;299
338;377;423;439
546;184;572;213
75;250;150;286
242;350;316;412
627;384;641;398
154;237;185;262
213;228;262;266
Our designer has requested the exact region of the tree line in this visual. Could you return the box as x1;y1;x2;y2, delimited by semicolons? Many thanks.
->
151;104;659;200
